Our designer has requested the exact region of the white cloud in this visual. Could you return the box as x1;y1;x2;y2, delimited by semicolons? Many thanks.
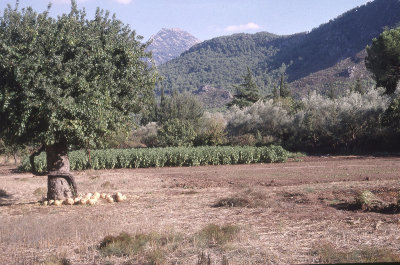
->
224;22;261;32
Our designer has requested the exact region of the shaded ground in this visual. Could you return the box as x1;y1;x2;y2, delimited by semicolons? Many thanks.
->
0;156;400;264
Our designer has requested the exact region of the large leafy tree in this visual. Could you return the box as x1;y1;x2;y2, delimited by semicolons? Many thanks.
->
365;27;400;94
0;2;157;200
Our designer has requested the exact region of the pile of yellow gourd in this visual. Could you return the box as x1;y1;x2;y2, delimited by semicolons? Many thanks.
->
41;192;127;206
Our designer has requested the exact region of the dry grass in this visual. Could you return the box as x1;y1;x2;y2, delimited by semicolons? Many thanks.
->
1;156;400;264
98;231;182;264
36;255;71;265
310;243;400;263
33;187;47;198
194;224;241;248
100;181;115;190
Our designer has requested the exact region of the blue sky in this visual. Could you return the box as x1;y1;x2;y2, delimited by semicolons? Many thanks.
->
1;0;372;41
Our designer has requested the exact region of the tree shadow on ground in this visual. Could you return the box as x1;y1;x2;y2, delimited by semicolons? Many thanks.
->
0;189;14;206
331;202;400;215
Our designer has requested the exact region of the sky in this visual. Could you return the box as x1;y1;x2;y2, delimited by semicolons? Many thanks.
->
0;0;372;41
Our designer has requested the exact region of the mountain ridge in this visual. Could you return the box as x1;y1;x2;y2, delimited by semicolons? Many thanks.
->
156;0;400;97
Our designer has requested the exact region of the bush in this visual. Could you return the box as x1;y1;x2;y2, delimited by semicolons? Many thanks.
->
229;134;257;146
158;118;197;147
224;89;394;153
195;112;227;146
292;89;389;152
225;100;293;145
131;122;159;147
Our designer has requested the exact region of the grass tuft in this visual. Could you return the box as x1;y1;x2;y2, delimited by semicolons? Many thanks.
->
195;224;240;248
311;243;400;263
213;189;269;208
99;231;182;263
99;232;149;257
212;197;250;208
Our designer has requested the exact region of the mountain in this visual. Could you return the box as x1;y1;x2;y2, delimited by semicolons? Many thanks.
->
147;28;201;66
156;0;400;97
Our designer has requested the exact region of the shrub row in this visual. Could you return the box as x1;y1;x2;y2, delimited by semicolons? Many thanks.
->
19;145;288;173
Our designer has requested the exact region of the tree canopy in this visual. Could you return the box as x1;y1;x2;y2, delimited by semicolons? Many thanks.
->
0;1;157;150
366;27;400;94
0;1;157;199
228;67;261;108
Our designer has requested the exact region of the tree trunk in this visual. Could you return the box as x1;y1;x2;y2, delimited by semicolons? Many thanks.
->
46;143;78;200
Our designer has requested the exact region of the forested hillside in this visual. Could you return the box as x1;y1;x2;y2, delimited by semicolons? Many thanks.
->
157;0;400;97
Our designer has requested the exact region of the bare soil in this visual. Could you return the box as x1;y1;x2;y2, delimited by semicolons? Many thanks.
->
1;156;400;264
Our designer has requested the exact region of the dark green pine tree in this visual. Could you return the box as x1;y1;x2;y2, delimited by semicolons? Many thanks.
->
228;67;261;108
279;73;291;98
366;27;400;95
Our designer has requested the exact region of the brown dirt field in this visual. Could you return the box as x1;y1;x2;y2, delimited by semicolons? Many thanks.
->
1;156;400;264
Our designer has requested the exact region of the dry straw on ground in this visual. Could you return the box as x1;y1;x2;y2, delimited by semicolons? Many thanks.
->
1;156;400;264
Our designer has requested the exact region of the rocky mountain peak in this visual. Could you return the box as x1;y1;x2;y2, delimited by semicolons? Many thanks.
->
147;28;201;66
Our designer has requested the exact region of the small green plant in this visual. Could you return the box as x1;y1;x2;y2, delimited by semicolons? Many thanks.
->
195;224;240;248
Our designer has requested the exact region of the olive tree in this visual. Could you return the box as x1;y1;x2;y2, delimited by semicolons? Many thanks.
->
0;2;156;200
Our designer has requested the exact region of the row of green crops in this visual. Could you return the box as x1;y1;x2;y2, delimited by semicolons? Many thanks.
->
19;145;288;173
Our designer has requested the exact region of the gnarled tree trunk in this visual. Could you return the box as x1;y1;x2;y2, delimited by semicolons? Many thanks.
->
46;143;77;200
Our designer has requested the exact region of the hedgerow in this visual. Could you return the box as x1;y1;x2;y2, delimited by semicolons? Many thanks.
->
19;145;288;173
